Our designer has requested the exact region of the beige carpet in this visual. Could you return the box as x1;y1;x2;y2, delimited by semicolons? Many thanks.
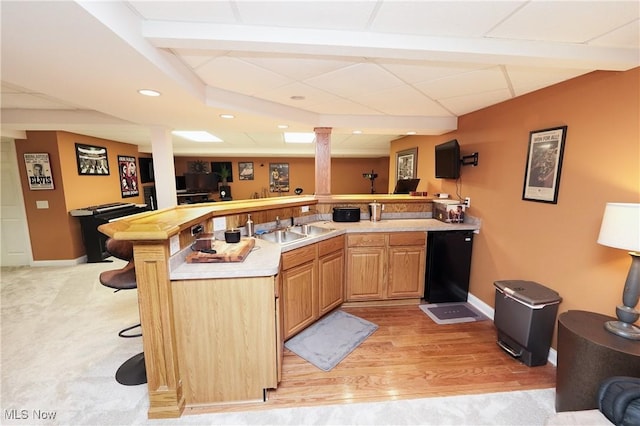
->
1;261;561;425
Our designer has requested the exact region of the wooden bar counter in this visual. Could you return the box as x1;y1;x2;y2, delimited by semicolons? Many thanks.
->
98;195;443;418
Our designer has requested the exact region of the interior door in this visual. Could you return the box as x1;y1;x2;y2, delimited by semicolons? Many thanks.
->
1;138;32;266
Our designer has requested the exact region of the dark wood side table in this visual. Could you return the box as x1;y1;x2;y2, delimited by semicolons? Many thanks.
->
555;310;640;412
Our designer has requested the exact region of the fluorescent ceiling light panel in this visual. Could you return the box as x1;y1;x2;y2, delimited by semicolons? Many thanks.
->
172;131;223;142
284;132;316;144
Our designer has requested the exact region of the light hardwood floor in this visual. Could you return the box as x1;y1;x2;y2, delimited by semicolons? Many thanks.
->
186;304;556;415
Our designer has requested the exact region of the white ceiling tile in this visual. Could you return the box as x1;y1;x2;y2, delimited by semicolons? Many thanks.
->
589;19;640;48
505;66;589;97
235;1;377;30
233;54;355;81
304;98;382;115
352;85;451;117
371;1;525;37
253;82;341;109
305;63;404;98
196;56;293;96
0;93;73;109
415;67;507;100
439;88;512;116
489;1;640;43
378;60;487;85
175;50;228;69
129;1;237;23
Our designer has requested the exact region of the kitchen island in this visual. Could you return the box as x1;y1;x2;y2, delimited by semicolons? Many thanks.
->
98;195;479;418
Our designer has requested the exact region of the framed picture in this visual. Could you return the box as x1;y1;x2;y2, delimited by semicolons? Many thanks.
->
522;126;568;204
269;163;289;192
24;153;54;190
75;143;109;175
396;147;417;182
117;155;139;198
187;160;210;174
238;162;254;180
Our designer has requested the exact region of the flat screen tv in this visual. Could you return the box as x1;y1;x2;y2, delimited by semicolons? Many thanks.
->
393;178;420;194
435;139;461;179
184;173;218;193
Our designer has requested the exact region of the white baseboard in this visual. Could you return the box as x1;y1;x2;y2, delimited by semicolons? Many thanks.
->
467;292;557;367
31;255;88;267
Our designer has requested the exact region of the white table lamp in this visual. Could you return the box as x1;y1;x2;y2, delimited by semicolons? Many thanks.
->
597;202;640;340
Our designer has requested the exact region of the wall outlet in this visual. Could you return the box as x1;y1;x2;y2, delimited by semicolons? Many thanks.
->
301;205;309;213
464;197;471;208
191;224;203;236
212;217;226;231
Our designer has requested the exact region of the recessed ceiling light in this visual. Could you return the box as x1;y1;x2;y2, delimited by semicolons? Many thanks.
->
284;132;315;144
138;89;161;97
352;130;363;134
290;95;305;101
172;130;223;142
277;124;289;129
219;114;235;119
406;131;417;135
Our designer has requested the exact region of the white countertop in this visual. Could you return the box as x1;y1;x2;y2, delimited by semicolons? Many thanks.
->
169;218;480;281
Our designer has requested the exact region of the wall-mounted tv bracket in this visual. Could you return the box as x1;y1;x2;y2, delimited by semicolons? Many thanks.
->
460;152;479;167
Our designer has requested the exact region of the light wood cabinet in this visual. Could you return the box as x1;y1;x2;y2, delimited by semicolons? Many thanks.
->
281;244;317;338
346;232;426;302
387;233;426;298
171;276;278;405
281;235;344;339
318;236;345;315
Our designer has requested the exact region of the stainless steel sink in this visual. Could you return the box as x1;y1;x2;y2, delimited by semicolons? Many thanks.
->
258;229;307;244
289;224;334;236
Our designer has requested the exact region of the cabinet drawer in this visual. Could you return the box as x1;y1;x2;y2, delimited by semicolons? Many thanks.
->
347;233;387;247
281;244;317;270
389;232;426;246
318;235;344;257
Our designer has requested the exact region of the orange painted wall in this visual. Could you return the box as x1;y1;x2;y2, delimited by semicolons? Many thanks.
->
391;69;640;343
15;131;145;261
173;156;389;199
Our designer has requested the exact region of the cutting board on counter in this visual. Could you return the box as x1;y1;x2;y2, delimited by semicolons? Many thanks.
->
186;237;255;263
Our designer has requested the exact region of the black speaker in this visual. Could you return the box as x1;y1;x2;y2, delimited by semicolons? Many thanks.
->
219;185;232;201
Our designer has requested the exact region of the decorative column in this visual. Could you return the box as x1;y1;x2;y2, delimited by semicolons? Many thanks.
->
314;127;332;196
150;126;178;209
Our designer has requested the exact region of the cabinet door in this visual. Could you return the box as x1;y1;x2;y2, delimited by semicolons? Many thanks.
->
282;261;317;339
318;249;344;315
345;247;385;301
387;245;425;298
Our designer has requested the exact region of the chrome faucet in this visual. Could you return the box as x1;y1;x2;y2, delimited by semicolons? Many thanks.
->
275;216;281;229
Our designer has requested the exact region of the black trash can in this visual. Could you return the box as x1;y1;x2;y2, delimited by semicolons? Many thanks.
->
494;280;562;366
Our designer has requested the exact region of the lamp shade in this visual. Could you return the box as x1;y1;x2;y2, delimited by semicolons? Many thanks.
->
597;203;640;252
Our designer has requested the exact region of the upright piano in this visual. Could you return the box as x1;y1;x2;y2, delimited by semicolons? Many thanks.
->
70;202;148;263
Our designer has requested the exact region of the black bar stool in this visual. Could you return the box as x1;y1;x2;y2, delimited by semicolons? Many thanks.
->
99;238;147;386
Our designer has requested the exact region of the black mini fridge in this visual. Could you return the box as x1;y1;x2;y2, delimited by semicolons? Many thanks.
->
424;230;474;303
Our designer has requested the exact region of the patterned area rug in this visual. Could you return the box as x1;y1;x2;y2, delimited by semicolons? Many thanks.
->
420;302;489;325
284;310;378;371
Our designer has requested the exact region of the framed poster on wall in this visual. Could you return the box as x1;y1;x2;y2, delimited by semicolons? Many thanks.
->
24;153;54;190
269;163;289;192
75;143;110;175
522;126;568;204
117;155;139;198
396;147;417;182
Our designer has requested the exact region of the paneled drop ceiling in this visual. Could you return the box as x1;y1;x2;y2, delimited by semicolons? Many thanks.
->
1;1;638;157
